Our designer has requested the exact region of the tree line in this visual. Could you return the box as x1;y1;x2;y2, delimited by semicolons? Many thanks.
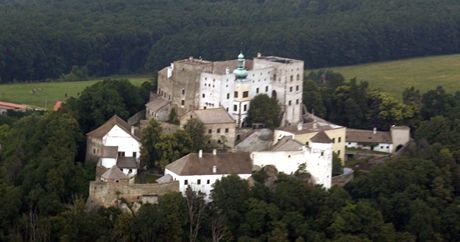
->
1;0;460;82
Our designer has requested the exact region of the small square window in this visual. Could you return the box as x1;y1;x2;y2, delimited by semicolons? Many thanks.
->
184;180;188;185
217;128;221;133
243;91;249;98
208;129;212;134
197;179;201;185
338;137;342;142
207;180;210;184
225;128;229;133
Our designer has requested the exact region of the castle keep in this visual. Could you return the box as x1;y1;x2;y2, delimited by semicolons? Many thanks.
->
157;53;304;127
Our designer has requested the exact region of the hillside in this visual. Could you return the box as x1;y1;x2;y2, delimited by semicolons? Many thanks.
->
0;75;150;108
315;54;460;99
2;0;460;82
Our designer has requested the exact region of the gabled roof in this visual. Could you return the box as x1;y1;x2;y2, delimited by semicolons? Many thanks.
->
0;101;27;110
185;108;235;124
117;157;138;169
346;129;392;144
166;152;252;176
271;136;304;151
101;166;128;180
102;146;118;158
86;115;139;141
310;131;332;143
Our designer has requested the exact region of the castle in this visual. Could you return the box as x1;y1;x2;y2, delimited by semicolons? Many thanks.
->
157;53;304;127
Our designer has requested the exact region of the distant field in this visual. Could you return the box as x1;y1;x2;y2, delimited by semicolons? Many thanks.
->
310;54;460;99
0;75;151;108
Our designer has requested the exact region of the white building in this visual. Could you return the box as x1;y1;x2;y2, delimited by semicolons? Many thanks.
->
251;131;333;189
86;115;141;181
345;126;410;153
157;52;304;127
163;150;252;199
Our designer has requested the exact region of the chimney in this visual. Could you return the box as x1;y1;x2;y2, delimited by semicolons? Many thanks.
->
198;149;203;158
212;165;217;174
131;126;135;135
212;149;217;155
257;52;262;58
373;127;377;134
297;122;303;131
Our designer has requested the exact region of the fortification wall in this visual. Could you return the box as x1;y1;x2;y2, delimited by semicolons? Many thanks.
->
88;181;179;207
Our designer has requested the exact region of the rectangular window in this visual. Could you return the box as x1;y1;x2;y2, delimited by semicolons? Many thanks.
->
208;129;212;134
265;86;269;92
297;74;300;81
118;151;125;157
288;100;292;106
181;100;185;106
226;107;229;111
197;179;201;185
93;148;96;154
233;105;237;111
256;88;259;93
290;75;293;82
296;85;299;91
227;93;230;99
184;180;188;185
338;137;342;142
243;104;247;111
182;89;185;95
234;91;238;98
207;180;210;184
290;86;293;92
243;91;249;98
332;138;335;143
225;128;229;133
202;93;205;98
217;128;221;133
133;152;137;157
296;99;299;104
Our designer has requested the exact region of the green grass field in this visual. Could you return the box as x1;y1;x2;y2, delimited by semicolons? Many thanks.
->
0;75;152;108
311;54;460;99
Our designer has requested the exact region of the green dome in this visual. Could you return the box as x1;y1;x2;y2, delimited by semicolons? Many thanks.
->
234;52;248;79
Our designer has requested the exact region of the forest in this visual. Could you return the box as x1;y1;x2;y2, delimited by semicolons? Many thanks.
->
0;74;460;241
2;0;460;82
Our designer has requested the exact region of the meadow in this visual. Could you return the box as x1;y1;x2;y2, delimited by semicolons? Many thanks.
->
310;54;460;99
0;75;151;108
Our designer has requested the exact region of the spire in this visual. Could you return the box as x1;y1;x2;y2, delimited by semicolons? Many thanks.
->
233;52;248;79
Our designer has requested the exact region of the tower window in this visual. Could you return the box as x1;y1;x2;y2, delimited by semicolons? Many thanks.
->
217;128;221;133
225;128;229;133
243;91;249;98
197;179;201;185
234;91;238;98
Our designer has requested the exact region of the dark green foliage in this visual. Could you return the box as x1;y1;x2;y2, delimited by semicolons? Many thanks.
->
332;153;344;176
4;0;460;82
183;118;208;152
64;79;149;133
304;71;416;130
247;94;281;129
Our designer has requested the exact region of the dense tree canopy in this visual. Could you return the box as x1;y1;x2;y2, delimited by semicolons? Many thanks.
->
247;94;281;128
2;0;460;82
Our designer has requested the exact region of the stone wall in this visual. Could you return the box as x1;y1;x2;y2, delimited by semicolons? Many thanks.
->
88;181;179;207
